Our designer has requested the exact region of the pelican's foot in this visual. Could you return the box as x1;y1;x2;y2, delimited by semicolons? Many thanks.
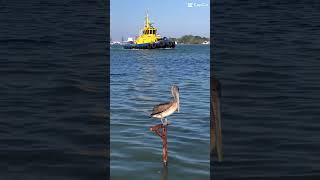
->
162;121;170;126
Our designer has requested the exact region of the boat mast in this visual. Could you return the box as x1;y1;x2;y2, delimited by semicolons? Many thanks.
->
145;11;150;28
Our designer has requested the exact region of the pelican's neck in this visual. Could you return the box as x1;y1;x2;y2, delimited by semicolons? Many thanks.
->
171;88;178;99
171;86;180;112
172;91;180;112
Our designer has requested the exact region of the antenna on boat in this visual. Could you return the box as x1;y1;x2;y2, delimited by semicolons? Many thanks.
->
145;9;150;28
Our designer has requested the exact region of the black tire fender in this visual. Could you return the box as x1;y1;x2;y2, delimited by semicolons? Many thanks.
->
159;41;165;47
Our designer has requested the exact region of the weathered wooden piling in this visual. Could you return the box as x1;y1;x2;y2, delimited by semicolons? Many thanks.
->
150;123;169;166
211;77;223;162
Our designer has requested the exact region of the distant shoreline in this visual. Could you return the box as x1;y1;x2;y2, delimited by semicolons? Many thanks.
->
166;35;210;45
175;43;210;45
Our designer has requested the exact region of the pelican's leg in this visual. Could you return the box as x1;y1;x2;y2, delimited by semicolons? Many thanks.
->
160;118;164;124
164;118;168;125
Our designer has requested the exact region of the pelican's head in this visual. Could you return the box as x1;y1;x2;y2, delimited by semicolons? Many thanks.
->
171;85;180;112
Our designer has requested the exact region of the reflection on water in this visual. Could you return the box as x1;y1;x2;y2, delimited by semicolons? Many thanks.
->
162;165;168;180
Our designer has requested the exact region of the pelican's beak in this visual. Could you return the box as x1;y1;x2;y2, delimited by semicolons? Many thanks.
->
177;93;180;112
172;85;180;112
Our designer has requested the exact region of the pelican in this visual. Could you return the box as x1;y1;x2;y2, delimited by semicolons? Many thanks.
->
150;85;180;125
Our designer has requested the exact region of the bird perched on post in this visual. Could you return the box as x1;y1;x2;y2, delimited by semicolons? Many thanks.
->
150;85;180;125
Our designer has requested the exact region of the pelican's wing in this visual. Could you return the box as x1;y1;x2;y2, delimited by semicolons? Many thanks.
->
150;101;173;116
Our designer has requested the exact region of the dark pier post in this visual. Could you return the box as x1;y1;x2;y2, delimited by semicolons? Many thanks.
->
211;77;223;162
150;123;169;166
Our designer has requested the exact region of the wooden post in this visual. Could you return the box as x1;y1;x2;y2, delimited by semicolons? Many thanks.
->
150;123;169;166
211;77;223;162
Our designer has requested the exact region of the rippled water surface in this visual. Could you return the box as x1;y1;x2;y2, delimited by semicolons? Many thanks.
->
111;45;210;180
0;1;107;179
213;1;320;179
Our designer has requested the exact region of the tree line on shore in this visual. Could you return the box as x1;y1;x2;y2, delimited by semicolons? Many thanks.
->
170;35;209;44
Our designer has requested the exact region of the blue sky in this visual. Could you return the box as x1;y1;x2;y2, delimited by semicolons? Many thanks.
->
111;0;210;41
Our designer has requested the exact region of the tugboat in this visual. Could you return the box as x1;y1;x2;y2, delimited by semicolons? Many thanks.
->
123;13;176;49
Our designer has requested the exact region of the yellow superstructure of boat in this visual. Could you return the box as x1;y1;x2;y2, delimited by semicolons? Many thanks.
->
124;13;175;49
135;13;161;44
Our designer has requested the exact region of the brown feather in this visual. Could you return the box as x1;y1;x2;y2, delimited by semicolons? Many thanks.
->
150;101;174;116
